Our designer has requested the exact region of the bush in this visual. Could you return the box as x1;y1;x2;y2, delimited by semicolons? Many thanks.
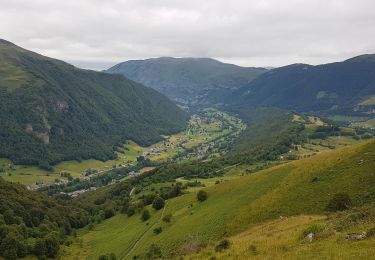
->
152;196;165;210
367;226;375;238
249;244;257;255
104;207;115;219
302;223;323;237
162;213;172;223
98;253;116;260
126;205;137;217
215;239;230;252
326;193;352;212
197;190;208;202
153;227;162;235
146;244;162;259
141;209;150;222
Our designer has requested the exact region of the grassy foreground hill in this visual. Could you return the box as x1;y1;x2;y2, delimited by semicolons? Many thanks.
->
0;39;188;166
63;140;375;259
105;57;266;108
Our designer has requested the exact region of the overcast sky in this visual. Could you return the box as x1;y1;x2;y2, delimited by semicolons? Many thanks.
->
1;0;374;70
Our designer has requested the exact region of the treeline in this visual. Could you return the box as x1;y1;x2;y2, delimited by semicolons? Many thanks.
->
309;124;374;140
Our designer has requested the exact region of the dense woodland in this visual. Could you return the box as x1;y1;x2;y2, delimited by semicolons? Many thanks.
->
0;40;188;167
0;178;89;259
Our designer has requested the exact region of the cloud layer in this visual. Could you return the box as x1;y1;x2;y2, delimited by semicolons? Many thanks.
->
1;0;374;69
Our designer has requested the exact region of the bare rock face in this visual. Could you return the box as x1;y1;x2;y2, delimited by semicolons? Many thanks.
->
346;232;367;240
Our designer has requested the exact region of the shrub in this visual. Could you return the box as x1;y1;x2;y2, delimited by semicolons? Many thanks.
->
215;239;230;252
153;227;162;235
141;209;150;222
249;244;257;255
302;223;323;237
126;205;137;217
162;213;172;223
367;226;375;238
98;253;116;260
146;244;162;259
152;196;165;210
197;190;208;202
326;193;352;212
104;207;115;219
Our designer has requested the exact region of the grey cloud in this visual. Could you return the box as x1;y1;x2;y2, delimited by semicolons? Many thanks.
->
0;0;374;69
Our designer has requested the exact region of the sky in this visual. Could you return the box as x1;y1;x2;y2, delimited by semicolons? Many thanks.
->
1;0;374;70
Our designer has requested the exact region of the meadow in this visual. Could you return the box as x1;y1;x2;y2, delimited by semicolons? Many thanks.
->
62;140;375;259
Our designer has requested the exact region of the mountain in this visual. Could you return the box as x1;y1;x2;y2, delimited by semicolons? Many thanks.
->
105;57;266;108
231;54;375;115
0;40;189;166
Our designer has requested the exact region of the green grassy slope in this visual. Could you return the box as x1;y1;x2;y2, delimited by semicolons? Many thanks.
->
64;140;375;259
0;39;188;165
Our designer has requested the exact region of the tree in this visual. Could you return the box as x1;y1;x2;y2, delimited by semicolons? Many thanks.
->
152;196;165;210
153;227;162;235
141;209;150;222
34;239;47;259
197;190;208;202
126;205;136;217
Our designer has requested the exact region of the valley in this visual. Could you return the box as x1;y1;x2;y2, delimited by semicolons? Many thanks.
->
0;37;375;260
0;109;245;190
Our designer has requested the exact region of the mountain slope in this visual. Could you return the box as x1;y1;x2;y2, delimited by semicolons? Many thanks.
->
64;140;375;259
232;55;375;115
0;177;89;259
105;57;266;108
0;40;189;165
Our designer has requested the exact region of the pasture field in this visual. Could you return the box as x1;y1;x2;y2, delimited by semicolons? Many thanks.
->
188;213;375;259
63;140;375;259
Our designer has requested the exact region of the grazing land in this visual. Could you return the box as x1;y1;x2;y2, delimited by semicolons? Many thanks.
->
62;140;375;259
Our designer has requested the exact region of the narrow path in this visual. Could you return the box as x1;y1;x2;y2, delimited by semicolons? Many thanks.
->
121;201;168;259
129;187;135;197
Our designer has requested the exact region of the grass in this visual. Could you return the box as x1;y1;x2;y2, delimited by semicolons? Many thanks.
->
187;213;375;259
63;140;375;259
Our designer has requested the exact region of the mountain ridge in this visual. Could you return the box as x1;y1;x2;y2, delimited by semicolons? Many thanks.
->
105;57;267;108
0;40;189;165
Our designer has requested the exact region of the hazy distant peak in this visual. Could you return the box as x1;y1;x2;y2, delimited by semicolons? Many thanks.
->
344;54;375;63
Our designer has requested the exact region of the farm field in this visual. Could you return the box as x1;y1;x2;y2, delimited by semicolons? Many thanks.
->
62;140;375;259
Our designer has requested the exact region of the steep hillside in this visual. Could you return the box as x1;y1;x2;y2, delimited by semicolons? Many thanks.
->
0;40;188;165
105;57;266;108
232;54;375;115
0;177;89;259
64;140;375;259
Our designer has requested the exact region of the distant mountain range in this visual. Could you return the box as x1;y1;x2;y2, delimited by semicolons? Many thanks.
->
105;57;267;108
106;55;375;115
230;54;375;115
0;40;188;165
